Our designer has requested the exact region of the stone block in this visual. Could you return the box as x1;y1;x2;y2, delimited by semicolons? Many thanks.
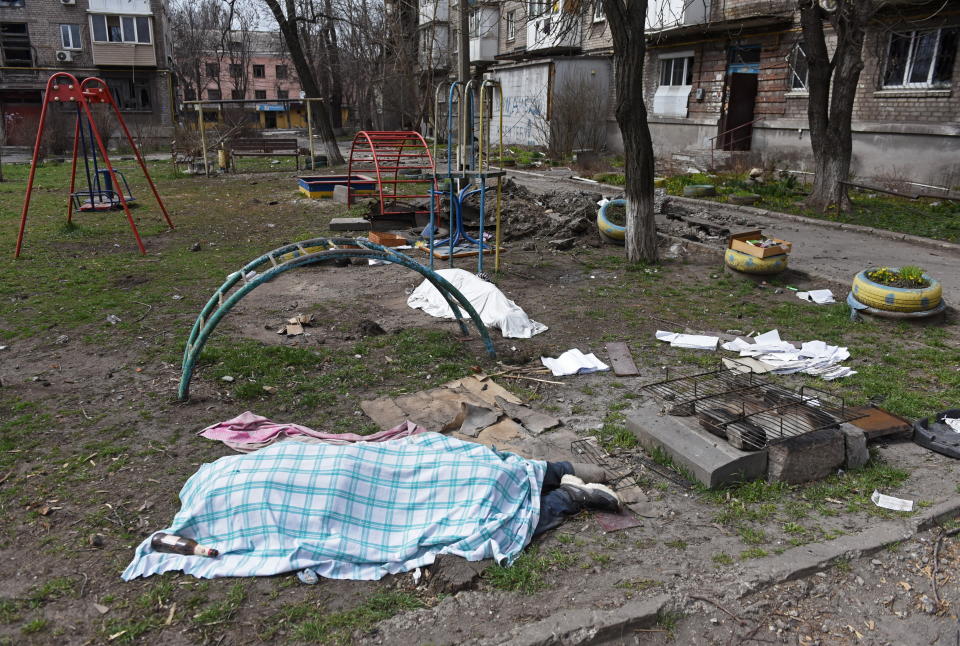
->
767;427;844;484
328;217;370;232
626;401;767;488
841;423;870;469
332;184;350;204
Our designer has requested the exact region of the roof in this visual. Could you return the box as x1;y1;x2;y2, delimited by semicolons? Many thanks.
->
646;14;794;45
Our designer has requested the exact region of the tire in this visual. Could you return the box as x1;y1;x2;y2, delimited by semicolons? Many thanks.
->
683;184;716;197
724;248;788;275
850;269;942;312
597;198;626;244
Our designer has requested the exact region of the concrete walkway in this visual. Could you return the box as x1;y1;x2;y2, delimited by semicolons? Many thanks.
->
505;169;960;305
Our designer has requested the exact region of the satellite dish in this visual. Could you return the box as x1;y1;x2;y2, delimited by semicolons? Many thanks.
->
818;0;839;12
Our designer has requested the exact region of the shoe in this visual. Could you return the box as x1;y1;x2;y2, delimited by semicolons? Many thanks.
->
559;474;622;513
569;462;610;484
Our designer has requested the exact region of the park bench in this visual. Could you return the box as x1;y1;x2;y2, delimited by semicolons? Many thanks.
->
230;137;301;170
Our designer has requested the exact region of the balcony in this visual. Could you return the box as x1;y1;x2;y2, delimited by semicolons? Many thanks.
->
88;0;151;14
646;0;710;32
469;6;499;63
418;0;448;25
526;14;581;52
419;26;450;69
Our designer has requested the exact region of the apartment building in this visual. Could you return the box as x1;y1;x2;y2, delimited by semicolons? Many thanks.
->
417;0;960;185
177;31;307;130
0;0;173;146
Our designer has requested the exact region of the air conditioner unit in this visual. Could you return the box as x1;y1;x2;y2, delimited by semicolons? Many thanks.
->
56;50;74;63
60;0;77;5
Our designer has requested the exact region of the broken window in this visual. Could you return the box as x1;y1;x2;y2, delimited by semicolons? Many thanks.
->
1;23;32;67
789;42;809;90
660;55;694;86
90;15;151;44
883;27;958;88
108;77;152;111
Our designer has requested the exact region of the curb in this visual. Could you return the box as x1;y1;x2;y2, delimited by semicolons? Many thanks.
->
503;169;960;254
478;593;671;646
736;496;960;598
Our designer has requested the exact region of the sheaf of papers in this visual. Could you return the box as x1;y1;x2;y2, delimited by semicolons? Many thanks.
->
541;349;610;377
796;289;836;304
655;330;720;350
720;330;855;380
871;490;914;512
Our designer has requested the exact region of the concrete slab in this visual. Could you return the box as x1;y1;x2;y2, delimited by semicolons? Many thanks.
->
328;217;370;231
626;401;767;488
332;184;350;204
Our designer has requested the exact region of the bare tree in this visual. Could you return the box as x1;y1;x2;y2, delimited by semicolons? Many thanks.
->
799;0;881;212
261;0;346;164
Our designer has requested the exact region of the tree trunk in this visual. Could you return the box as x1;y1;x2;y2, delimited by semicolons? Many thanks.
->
604;0;657;263
262;0;344;165
800;0;871;213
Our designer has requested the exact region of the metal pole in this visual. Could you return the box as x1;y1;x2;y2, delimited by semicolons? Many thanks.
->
307;99;314;168
197;104;209;176
458;0;471;171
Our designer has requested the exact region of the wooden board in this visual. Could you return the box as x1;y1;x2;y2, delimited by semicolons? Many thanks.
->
605;342;639;377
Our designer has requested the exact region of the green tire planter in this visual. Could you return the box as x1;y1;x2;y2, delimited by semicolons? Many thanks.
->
728;193;761;206
683;184;716;197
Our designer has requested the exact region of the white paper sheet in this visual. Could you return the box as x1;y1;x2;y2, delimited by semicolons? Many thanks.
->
721;329;855;380
944;418;960;434
541;349;610;377
796;289;836;304
655;330;719;350
408;268;548;339
871;490;914;512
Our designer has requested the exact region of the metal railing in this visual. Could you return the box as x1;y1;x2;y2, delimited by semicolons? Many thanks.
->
709;117;763;168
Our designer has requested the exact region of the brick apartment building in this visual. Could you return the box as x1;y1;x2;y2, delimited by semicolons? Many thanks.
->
0;0;174;147
418;0;960;185
175;31;307;131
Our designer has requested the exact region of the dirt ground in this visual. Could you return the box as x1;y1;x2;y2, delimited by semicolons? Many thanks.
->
0;162;958;645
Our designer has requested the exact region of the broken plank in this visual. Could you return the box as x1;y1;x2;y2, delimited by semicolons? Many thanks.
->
605;342;640;377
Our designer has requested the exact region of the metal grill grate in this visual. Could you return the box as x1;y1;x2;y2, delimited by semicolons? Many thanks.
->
570;438;693;490
643;367;867;451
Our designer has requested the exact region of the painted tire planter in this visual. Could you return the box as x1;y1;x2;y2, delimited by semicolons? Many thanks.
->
597;198;626;244
683;184;716;197
724;248;788;275
727;193;761;206
850;269;942;313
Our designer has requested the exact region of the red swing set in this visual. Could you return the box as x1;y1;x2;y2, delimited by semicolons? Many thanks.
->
14;73;174;258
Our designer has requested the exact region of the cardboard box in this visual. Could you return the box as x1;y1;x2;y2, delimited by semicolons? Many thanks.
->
729;230;792;258
368;231;407;247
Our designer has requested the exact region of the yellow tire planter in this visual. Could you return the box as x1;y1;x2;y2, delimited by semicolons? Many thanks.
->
724;248;788;275
850;269;942;313
597;199;626;244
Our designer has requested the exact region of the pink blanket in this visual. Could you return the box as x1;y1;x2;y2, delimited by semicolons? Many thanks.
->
199;411;427;453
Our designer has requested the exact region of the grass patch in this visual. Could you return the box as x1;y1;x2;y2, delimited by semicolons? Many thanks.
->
484;546;574;594
740;547;769;560
712;553;734;566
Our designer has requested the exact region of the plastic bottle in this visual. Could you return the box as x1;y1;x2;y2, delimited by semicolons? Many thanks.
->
150;532;219;558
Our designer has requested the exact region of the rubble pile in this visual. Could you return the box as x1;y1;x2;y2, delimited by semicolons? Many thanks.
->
496;179;604;242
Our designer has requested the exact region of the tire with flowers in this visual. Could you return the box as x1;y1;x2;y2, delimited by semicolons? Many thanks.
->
850;269;942;313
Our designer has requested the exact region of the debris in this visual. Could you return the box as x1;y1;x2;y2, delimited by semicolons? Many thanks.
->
912;409;960;458
541;349;609;377
548;237;576;250
93;603;110;615
55;334;69;345
172;294;183;300
89;533;105;547
846;405;912;440
944;417;960;433
871;490;914;512
190;242;202;252
605;342;639;377
106;314;121;325
796;289;836;304
655;330;719;350
721;330;855;380
494;396;561;435
151;532;219;557
442;402;501;438
221;375;234;383
358;320;386;336
278;313;314;336
297;568;319;585
408;268;548;338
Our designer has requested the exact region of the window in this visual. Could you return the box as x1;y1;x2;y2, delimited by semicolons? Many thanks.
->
506;11;516;41
109;78;151;111
253;64;264;78
528;0;548;18
0;0;25;7
659;55;694;86
789;42;808;91
60;24;82;50
229;40;242;50
884;28;958;88
254;89;266;100
0;23;32;67
229;63;242;77
183;87;196;101
275;64;287;79
277;89;289;99
230;89;243;100
90;15;151;44
206;63;219;77
592;1;605;22
207;89;221;100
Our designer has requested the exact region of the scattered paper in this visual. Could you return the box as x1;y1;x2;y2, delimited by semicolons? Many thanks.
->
871;490;914;512
655;330;719;350
796;289;836;304
408;268;548;338
944;417;960;433
721;329;855;380
541;349;609;377
106;314;121;325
